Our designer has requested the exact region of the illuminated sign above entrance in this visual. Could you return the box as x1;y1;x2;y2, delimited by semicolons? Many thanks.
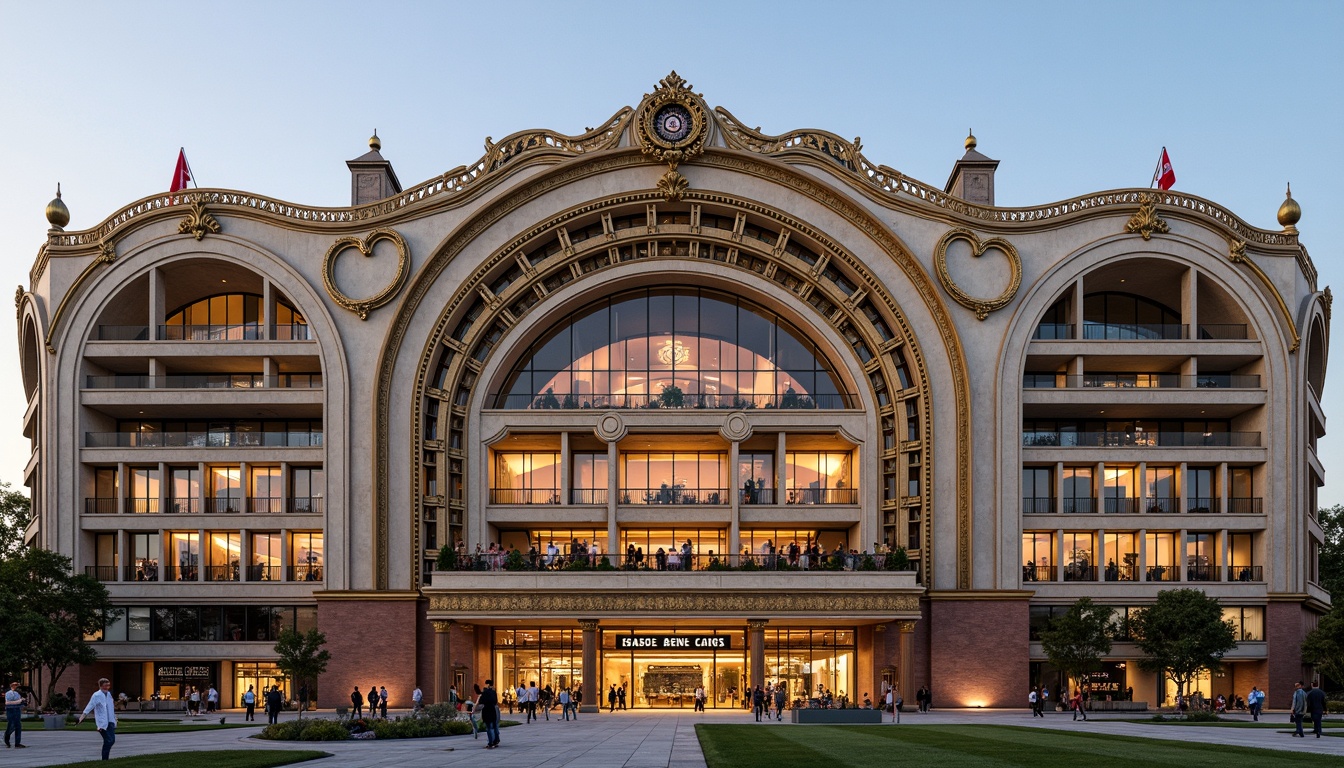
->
614;635;731;650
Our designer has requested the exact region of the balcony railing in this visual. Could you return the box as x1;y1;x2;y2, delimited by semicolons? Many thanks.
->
490;488;563;505
207;498;244;514
1032;323;1074;340
569;489;608;505
245;564;284;581
162;566;199;582
94;324;312;342
1187;497;1220;514
443;551;911;572
1228;497;1263;514
1022;497;1054;514
287;565;324;582
1083;323;1187;340
1145;565;1177;582
1186;564;1220;581
1103;564;1139;581
1064;565;1098;582
492;393;852;410
1227;565;1263;582
166;498;201;514
249;497;285;514
1022;373;1261;389
85;497;118;514
84;373;322;389
619;488;731;505
86;430;323;448
1022;564;1054;582
1144;497;1179;514
1021;431;1261;448
205;565;239;582
124;563;159;581
84;565;118;581
1061;497;1095;514
740;487;777;505
1103;497;1138;514
1197;324;1249;340
289;497;323;514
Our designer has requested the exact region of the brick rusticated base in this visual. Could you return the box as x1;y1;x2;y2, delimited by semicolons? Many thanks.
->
317;596;419;710
929;597;1029;708
1266;601;1310;710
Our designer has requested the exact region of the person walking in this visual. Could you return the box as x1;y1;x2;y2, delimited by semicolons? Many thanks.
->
5;681;25;748
412;684;423;714
379;686;389;718
242;685;256;721
1028;688;1039;717
752;685;765;722
1247;686;1263;721
366;686;379;718
350;686;363;718
468;684;481;738
526;681;539;722
608;684;617;712
617;683;627;710
76;677;118;761
1307;681;1327;738
1291;681;1307;737
265;685;283;725
207;685;218;714
479;680;501;749
559;687;572;720
1070;688;1087;721
773;683;786;720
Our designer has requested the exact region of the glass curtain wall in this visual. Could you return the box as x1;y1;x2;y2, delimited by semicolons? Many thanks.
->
494;629;582;697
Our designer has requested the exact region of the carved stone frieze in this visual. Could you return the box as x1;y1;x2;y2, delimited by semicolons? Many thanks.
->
427;591;920;615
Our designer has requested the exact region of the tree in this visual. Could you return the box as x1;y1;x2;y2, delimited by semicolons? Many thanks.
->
1318;504;1344;604
1303;603;1344;691
1130;588;1237;705
0;481;31;558
1039;597;1115;693
0;547;118;705
274;628;330;719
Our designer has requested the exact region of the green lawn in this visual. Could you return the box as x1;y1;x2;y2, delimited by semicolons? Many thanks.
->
696;724;1344;767
51;750;328;768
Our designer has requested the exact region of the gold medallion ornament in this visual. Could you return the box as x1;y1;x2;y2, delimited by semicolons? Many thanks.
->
637;72;708;201
322;228;410;320
933;228;1021;320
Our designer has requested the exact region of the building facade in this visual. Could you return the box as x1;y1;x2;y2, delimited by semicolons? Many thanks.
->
17;73;1328;710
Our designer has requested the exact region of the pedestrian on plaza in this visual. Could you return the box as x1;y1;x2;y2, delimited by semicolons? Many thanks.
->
1307;681;1327;738
1028;688;1039;717
1290;681;1307;737
542;684;554;720
298;684;309;713
559;687;571;720
76;677;118;761
468;684;480;738
608;684;617;712
573;686;582;718
1070;688;1087;721
265;685;283;725
694;684;705;713
773;684;786;720
479;680;501;749
5;681;25;749
366;686;378;718
350;686;363;718
207;684;218;714
242;685;256;721
413;684;423;714
526;682;539;722
753;685;765;722
617;683;627;710
379;686;389;718
1247;686;1263;721
923;686;932;712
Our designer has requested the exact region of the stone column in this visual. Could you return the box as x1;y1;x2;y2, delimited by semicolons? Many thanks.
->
579;619;599;713
748;619;767;690
898;621;916;705
433;620;454;705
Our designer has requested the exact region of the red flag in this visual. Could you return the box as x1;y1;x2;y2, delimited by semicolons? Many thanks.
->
1152;147;1175;190
170;149;193;193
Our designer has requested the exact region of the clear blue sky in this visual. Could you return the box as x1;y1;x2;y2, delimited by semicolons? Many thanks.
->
2;1;1342;502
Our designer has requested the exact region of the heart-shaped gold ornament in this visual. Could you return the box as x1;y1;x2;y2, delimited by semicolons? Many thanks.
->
321;228;410;320
933;228;1021;320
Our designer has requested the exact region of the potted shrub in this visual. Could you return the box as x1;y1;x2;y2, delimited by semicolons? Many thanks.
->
43;692;72;729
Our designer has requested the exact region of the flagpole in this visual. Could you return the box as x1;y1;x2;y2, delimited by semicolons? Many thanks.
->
1150;147;1165;189
182;147;198;189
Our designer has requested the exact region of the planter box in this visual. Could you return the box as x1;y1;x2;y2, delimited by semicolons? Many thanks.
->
42;715;66;730
791;708;883;724
1088;701;1148;712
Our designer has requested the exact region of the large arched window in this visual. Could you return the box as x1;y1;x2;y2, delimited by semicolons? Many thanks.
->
163;293;308;341
498;288;847;409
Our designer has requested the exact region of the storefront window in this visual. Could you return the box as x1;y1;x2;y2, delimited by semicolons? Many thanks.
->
618;529;727;568
739;529;850;561
602;629;745;708
763;629;856;707
235;662;288;708
493;629;582;697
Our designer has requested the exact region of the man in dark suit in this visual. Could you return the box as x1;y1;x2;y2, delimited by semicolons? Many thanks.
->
1307;681;1328;738
265;686;284;725
479;680;501;749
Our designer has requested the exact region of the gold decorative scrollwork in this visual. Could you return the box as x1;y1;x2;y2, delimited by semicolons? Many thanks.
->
1124;197;1169;240
1228;239;1300;352
322;228;410;320
933;228;1021;320
1324;287;1334;321
656;168;690;202
431;620;453;633
636;72;708;201
177;199;221;241
577;619;600;631
14;286;23;318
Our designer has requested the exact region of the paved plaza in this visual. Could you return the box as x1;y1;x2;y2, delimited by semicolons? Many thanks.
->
4;708;1342;767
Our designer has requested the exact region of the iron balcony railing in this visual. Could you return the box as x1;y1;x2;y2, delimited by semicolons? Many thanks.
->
1022;373;1261;389
1145;565;1177;582
1061;497;1095;514
84;497;320;514
85;430;323;448
1021;431;1260;448
124;563;159;581
1022;564;1054;582
569;489;608;505
1228;497;1263;514
288;497;323;514
1064;565;1098;582
162;566;199;582
247;564;284;581
1022;497;1053;514
1103;564;1139;581
1187;497;1220;514
287;565;324;582
94;324;313;341
84;565;117;581
1032;324;1074;340
1186;564;1220;581
492;392;853;410
1144;497;1179;514
85;497;118;514
739;487;777;505
1083;323;1188;341
443;551;912;572
490;488;563;505
84;373;322;389
619;488;731;505
204;565;239;582
1228;565;1264;582
1103;497;1138;514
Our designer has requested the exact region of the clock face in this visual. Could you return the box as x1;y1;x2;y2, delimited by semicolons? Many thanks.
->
653;104;693;144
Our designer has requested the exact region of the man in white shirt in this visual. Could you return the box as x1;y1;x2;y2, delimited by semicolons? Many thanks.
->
412;685;423;713
5;681;26;748
207;686;218;714
77;677;118;760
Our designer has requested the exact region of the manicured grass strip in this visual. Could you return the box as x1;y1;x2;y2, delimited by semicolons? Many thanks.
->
696;724;1344;768
52;749;329;768
26;720;260;733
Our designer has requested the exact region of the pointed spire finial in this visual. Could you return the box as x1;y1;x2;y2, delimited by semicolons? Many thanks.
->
1278;181;1301;234
965;129;977;151
45;183;70;230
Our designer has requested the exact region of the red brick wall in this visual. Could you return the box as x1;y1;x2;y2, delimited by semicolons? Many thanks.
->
1267;601;1308;709
317;598;419;709
929;598;1029;708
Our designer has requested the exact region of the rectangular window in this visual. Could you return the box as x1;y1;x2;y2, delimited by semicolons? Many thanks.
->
1188;466;1216;512
169;467;199;514
249;532;281;581
1022;467;1052;514
1186;532;1216;580
571;453;610;504
209;466;242;514
167;532;199;582
128;467;159;513
1223;606;1265;641
1228;532;1259;581
784;451;853;504
1145;467;1177;512
1103;532;1139;581
289;532;323;582
1145;532;1177;581
290;468;324;514
1062;467;1093;513
620;453;729;505
129;533;160;581
494;452;562;504
1102;466;1136;514
95;533;118;579
1022;532;1053;581
1063;532;1095;581
206;531;240;581
249;466;282;514
737;452;775;504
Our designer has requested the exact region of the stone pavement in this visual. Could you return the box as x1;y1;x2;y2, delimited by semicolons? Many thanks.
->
4;707;1342;767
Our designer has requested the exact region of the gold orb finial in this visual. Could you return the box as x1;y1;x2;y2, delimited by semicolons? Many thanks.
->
45;183;70;230
1277;182;1301;234
369;130;381;152
965;129;976;151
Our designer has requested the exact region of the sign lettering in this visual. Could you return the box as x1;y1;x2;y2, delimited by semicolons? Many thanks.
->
614;635;731;651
